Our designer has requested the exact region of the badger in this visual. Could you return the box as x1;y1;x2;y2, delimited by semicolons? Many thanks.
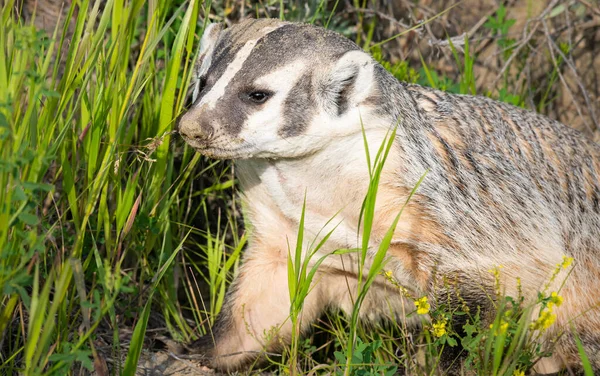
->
177;18;600;374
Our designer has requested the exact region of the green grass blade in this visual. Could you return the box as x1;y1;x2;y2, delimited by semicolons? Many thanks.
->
573;330;594;376
122;233;187;375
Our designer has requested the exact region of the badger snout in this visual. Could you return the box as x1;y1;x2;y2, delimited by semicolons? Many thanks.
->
178;111;214;149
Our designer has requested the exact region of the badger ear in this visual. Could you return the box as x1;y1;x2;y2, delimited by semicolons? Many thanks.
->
199;23;223;57
319;50;374;116
192;23;223;103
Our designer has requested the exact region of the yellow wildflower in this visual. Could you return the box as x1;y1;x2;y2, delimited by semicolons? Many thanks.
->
432;320;447;337
545;256;574;292
540;309;556;329
548;291;563;308
489;320;509;336
489;265;504;295
382;271;411;295
513;370;524;376
415;296;430;315
531;308;556;330
561;255;574;269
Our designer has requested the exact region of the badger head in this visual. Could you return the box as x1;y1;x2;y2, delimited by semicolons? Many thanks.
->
178;19;387;159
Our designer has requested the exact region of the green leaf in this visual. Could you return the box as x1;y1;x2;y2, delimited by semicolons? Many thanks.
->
13;185;27;201
22;181;53;192
463;322;477;336
334;351;346;364
18;211;39;225
446;336;457;347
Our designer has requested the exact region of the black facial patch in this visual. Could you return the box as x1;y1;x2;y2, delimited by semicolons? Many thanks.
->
280;72;315;138
217;90;254;136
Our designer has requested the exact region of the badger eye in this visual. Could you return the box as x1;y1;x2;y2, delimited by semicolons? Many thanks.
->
247;91;270;104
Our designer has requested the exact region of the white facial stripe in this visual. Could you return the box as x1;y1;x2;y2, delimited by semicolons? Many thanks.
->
198;24;286;110
198;40;258;109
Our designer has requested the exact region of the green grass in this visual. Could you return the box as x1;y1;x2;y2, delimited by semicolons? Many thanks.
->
0;0;593;375
0;0;214;373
